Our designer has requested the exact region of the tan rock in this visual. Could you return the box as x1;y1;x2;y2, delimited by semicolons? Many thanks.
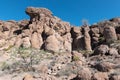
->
14;35;22;48
31;32;43;49
22;37;31;48
94;62;114;72
83;26;92;51
62;33;72;52
23;74;34;80
45;35;60;52
71;51;85;66
71;27;81;38
92;72;108;80
109;74;120;80
94;45;109;55
74;68;91;80
103;26;117;43
109;48;118;55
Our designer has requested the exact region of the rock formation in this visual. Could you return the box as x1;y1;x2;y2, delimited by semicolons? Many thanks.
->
1;7;120;80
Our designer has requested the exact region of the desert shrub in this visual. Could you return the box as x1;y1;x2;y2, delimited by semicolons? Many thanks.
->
3;45;14;51
0;62;10;71
56;62;82;77
72;55;80;61
0;47;51;73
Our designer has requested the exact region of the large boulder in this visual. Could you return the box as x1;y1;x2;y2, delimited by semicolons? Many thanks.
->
31;32;43;49
94;62;114;72
73;68;92;80
23;74;34;80
92;72;108;80
103;26;117;43
22;37;31;48
108;48;118;55
93;45;109;55
71;27;81;38
44;34;63;52
26;7;53;21
109;74;120;80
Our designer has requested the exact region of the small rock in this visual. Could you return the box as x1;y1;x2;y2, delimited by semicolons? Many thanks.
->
109;48;118;55
93;45;109;55
92;72;108;80
73;68;91;80
109;74;120;80
94;62;114;72
23;74;34;80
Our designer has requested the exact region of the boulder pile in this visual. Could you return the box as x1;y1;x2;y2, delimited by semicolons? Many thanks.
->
0;7;120;53
0;7;120;80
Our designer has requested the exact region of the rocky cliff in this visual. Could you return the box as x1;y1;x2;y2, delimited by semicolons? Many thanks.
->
0;7;120;80
0;7;120;53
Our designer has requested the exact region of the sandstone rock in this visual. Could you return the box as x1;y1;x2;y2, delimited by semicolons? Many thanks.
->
73;68;91;80
23;74;34;80
22;29;31;37
0;39;6;47
38;65;48;74
71;51;85;63
109;48;118;55
53;22;71;35
83;26;92;51
18;20;29;28
7;37;16;46
109;74;120;80
110;18;120;23
22;37;31;48
92;72;108;80
94;62;114;72
72;35;84;50
44;26;55;36
117;46;120;54
71;27;81;38
117;34;120;40
62;33;72;52
26;7;53;21
94;45;109;55
14;35;22;48
103;26;117;43
31;32;43;49
44;34;61;52
90;27;99;34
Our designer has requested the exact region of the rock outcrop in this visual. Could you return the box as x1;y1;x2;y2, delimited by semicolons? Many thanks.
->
1;7;120;80
0;7;120;53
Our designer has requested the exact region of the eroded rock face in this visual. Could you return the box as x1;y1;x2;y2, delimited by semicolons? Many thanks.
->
109;74;120;80
23;74;34;80
45;34;62;52
73;68;92;80
103;26;117;43
94;62;114;72
94;45;109;55
83;26;92;51
0;7;120;54
92;72;108;80
31;32;43;49
26;7;53;21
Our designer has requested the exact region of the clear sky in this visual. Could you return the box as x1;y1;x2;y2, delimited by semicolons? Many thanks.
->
0;0;120;26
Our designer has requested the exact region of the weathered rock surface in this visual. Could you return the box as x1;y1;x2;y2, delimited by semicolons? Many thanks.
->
1;7;120;80
93;45;109;55
103;26;117;43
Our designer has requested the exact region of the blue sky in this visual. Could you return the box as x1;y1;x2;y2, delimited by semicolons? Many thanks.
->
0;0;120;26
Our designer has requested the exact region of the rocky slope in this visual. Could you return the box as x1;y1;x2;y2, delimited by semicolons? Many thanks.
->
0;7;120;80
